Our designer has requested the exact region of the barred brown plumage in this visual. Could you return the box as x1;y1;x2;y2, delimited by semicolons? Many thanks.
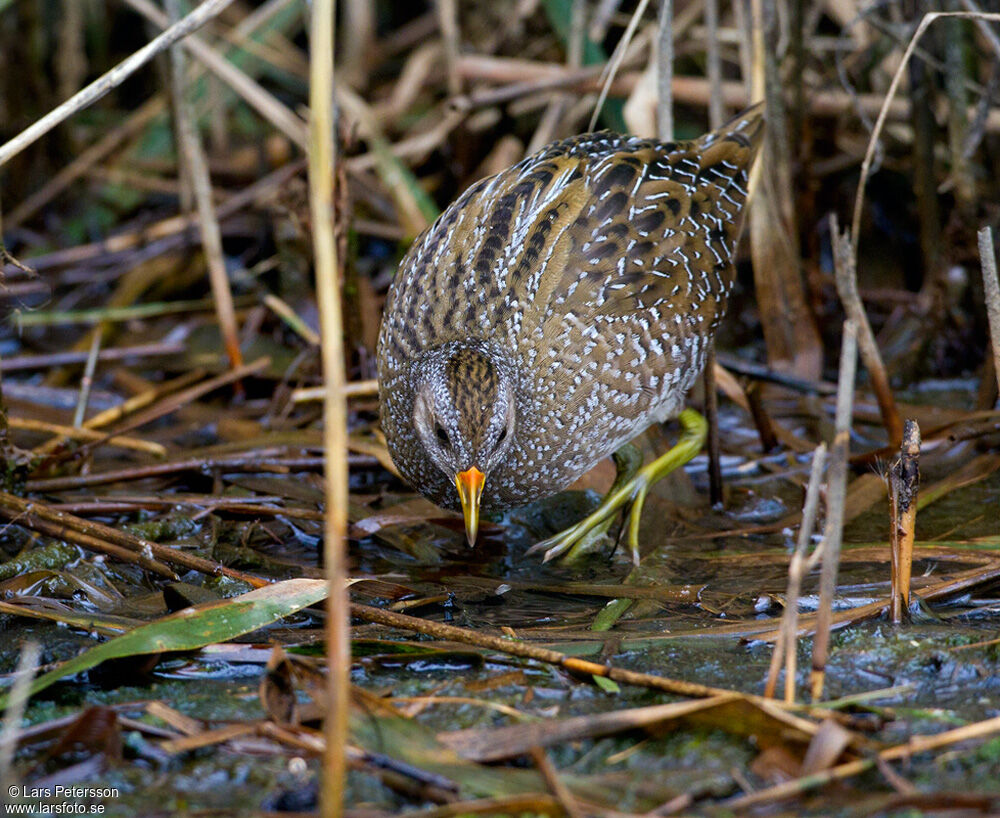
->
377;103;765;556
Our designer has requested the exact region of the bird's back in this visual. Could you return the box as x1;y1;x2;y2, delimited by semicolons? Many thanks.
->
379;105;764;508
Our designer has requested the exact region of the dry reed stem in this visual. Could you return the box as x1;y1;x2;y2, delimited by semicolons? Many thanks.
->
308;0;349;814
4;159;302;279
809;321;857;702
7;101;163;229
763;443;827;702
979;227;1000;399
0;0;240;168
167;0;243;373
398;795;563;818
850;11;1000;253
97;357;268;441
830;214;902;446
890;420;920;623
122;0;308;150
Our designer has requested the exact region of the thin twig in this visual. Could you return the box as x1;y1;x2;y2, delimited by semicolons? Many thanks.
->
810;321;858;702
9;417;165;457
6;0;298;229
308;0;349;814
0;0;239;168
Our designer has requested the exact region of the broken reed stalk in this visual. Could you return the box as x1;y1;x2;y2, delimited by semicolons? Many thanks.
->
33;369;203;457
167;0;243;373
889;420;921;624
830;214;903;447
810;320;858;702
308;0;349;815
763;442;827;701
0;0;239;168
744;379;779;452
978;227;1000;399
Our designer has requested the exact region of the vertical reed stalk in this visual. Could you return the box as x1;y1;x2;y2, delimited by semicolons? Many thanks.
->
310;1;349;815
810;321;857;702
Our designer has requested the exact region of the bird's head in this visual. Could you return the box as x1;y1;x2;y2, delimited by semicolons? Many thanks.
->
412;342;517;545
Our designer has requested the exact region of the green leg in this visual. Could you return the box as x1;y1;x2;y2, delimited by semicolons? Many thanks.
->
528;409;708;566
543;442;643;563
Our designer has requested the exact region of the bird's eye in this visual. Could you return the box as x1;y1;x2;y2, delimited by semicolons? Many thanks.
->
497;428;507;444
435;425;450;447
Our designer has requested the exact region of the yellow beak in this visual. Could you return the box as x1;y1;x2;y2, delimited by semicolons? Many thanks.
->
454;466;485;546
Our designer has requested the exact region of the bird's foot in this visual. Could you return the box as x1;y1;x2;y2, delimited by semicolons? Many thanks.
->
527;410;708;565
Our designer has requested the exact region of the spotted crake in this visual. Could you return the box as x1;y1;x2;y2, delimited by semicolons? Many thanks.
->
378;104;764;548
